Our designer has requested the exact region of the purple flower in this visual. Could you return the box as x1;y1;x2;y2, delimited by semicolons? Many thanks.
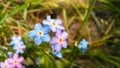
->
10;35;23;46
78;39;88;52
28;23;50;45
0;60;12;68
51;44;62;58
7;53;24;68
50;30;68;52
43;15;64;32
13;44;26;54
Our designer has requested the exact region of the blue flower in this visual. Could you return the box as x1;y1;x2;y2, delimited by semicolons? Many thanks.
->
10;35;23;46
51;44;62;58
43;15;64;32
28;23;50;45
78;39;89;52
13;43;26;54
7;51;13;58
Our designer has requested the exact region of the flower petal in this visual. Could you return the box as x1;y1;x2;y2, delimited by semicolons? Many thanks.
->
43;25;50;34
34;23;42;31
20;50;24;54
51;26;57;32
7;58;14;64
50;37;57;44
17;36;22;41
51;19;62;25
62;31;68;40
55;52;62;58
41;34;50;42
18;57;24;63
10;41;14;45
13;54;18;59
34;37;42;45
57;25;65;30
16;63;22;68
43;20;50;25
56;19;62;25
56;30;62;37
62;41;67;48
11;36;17;40
28;30;36;38
46;15;51;20
55;44;62;52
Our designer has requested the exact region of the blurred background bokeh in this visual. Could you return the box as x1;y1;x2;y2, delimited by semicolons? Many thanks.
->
0;0;120;68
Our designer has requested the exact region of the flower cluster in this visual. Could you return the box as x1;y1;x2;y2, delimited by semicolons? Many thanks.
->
0;15;90;68
0;36;25;68
78;39;89;52
10;36;26;54
28;15;68;58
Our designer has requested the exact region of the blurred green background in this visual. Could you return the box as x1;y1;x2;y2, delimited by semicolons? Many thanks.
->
0;0;120;68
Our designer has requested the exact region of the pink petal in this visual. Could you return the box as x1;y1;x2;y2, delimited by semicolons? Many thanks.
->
18;57;24;63
62;31;68;40
56;30;62;37
16;63;22;68
7;58;14;64
13;54;18;59
55;44;62;52
50;37;57;44
62;41;67;48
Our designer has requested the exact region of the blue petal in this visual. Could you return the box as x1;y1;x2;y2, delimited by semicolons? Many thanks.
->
51;27;57;32
43;20;51;25
57;25;65;30
11;35;17;40
10;41;14;45
34;23;42;31
52;19;62;25
81;39;88;45
17;36;22;41
7;52;13;58
55;52;62;58
43;25;50;34
28;30;36;38
81;48;87;53
51;44;56;54
46;15;51;20
41;34;50;42
34;37;42;45
56;19;62;24
16;50;20;54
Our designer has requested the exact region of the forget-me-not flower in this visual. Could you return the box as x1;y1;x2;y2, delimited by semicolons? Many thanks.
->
28;23;50;45
7;53;24;68
78;39;89;52
43;15;64;32
10;35;23;46
51;44;62;58
0;60;11;68
50;30;68;52
13;44;26;54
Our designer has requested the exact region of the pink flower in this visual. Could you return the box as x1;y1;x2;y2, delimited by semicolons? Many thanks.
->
50;30;68;52
0;60;12;68
7;53;24;68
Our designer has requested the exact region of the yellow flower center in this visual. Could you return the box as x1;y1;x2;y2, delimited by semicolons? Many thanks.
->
4;65;7;68
15;40;19;43
58;38;63;43
52;22;56;27
38;31;43;36
14;60;18;64
18;47;21;50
